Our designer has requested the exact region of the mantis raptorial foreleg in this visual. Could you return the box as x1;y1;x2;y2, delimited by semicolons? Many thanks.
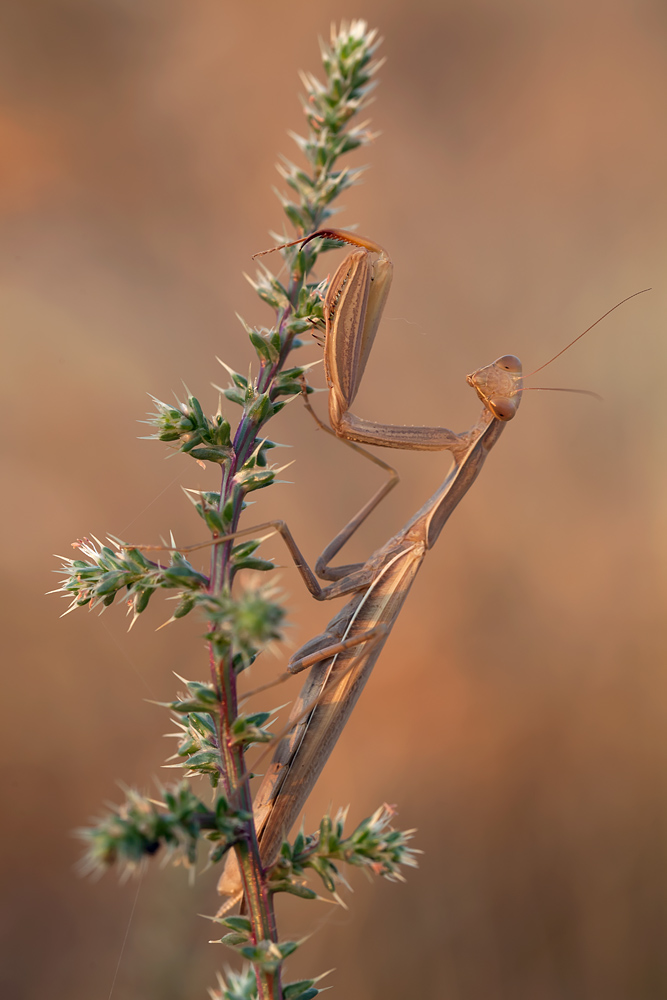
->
258;228;487;456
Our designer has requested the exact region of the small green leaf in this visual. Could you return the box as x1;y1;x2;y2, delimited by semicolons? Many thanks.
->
189;396;207;427
188;446;232;464
203;507;225;533
183;749;220;769
284;983;319;1000
232;557;274;574
173;595;196;619
270;880;318;900
248;329;280;364
221;915;252;933
245;392;272;424
224;388;246;407
134;588;153;614
218;931;251;948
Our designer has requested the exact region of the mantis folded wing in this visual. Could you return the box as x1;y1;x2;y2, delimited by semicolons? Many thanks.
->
218;230;525;905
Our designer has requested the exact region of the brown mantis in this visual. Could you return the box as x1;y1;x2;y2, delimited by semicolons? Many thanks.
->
216;230;526;903
217;229;645;904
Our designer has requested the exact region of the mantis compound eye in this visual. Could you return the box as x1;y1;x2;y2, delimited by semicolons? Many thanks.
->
495;354;522;373
488;396;519;421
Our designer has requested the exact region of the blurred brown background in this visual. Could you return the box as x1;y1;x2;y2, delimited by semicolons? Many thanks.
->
2;1;667;997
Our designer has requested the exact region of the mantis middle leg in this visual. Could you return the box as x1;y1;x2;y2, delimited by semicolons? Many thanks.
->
299;378;400;581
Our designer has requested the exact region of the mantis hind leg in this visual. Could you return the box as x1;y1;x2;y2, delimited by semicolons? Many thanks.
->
287;621;388;674
218;619;389;906
238;617;388;701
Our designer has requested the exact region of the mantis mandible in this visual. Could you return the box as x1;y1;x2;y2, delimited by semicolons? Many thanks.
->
218;230;644;905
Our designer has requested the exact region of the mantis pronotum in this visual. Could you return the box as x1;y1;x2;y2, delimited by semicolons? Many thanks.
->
218;229;644;904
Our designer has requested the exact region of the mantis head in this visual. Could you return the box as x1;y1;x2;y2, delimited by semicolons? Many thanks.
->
467;355;522;421
465;289;650;422
467;288;650;421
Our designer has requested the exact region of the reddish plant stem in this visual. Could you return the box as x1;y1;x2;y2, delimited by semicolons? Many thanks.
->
205;299;303;999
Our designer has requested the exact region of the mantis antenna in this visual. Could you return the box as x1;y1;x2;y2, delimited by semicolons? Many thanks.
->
519;386;603;401
524;288;651;379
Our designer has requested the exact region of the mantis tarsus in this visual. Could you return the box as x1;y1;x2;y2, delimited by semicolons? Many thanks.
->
217;229;645;904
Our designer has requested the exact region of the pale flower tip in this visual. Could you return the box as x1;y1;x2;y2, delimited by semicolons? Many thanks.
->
273;460;295;475
156;616;176;632
312;892;340;907
215;356;236;378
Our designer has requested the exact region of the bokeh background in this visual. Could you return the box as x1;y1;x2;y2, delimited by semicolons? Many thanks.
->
2;1;667;998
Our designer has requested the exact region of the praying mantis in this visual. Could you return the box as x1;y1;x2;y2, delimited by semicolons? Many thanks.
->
217;229;643;904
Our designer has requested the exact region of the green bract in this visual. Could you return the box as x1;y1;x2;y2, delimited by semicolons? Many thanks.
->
77;782;248;875
268;805;419;898
53;537;209;620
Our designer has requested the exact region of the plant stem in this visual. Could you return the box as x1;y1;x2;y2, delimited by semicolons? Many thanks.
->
207;330;301;998
207;24;383;996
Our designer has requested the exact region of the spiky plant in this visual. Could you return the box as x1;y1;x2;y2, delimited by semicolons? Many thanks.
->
55;22;417;1000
